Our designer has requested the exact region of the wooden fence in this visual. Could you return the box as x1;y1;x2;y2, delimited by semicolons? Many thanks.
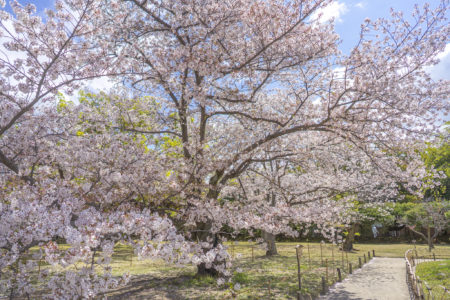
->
405;249;449;300
294;244;376;300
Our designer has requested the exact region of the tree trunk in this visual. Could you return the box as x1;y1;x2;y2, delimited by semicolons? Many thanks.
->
427;225;434;252
262;230;278;256
342;224;357;251
194;234;223;276
261;191;278;256
193;178;227;277
197;262;219;276
407;225;433;251
194;220;223;276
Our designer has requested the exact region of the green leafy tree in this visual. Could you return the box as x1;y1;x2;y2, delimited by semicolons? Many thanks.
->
399;201;450;251
421;123;450;199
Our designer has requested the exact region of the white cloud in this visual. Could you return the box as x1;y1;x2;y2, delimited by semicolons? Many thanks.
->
427;43;450;81
0;18;27;63
332;66;346;79
64;77;118;104
355;2;367;9
313;1;348;23
436;43;450;60
82;76;117;93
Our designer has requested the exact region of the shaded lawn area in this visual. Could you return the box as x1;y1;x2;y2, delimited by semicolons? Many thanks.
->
103;242;450;299
9;242;448;299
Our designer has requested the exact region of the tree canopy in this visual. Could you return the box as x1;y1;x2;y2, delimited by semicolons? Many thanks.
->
0;0;448;298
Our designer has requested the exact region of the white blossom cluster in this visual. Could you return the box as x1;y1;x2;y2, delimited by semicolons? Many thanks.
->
0;0;448;298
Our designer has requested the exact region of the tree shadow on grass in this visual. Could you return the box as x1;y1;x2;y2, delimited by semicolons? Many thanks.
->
106;273;225;300
107;275;188;299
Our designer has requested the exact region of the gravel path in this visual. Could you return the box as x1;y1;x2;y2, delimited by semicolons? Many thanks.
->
320;257;410;300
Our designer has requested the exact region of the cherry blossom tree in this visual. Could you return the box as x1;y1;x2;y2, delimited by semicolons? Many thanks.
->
0;1;127;297
85;0;449;275
224;137;433;254
0;2;201;297
0;0;449;297
0;90;221;298
402;200;449;251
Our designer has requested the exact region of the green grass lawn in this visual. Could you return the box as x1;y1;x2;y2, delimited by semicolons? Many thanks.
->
8;242;450;299
103;242;450;299
415;260;450;300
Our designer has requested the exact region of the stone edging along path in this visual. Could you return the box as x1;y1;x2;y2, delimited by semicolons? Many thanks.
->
319;257;410;300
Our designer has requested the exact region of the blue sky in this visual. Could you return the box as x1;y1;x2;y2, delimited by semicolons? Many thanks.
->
319;0;450;80
3;0;449;81
328;1;447;51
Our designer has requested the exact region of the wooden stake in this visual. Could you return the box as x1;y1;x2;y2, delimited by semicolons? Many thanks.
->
130;249;133;267
345;252;348;271
320;242;323;266
307;243;311;270
295;245;303;291
252;245;254;262
331;244;335;279
321;276;327;295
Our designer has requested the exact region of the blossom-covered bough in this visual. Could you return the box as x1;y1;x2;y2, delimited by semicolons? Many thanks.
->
0;1;198;298
0;0;449;298
221;135;437;255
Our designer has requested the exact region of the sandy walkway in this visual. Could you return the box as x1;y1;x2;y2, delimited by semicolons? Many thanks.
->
320;257;409;300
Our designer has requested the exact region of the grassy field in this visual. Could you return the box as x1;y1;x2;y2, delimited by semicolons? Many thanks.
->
415;260;450;300
101;242;450;299
7;242;448;299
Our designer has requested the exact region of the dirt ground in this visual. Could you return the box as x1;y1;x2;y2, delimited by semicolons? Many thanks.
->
319;257;409;300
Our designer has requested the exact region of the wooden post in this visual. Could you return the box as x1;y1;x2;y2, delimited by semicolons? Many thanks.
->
364;254;366;263
321;276;328;295
337;268;342;282
130;248;133;267
414;241;418;258
308;243;312;270
296;245;303;291
432;253;435;261
325;258;329;283
320;242;324;266
424;282;432;300
349;263;352;274
341;244;344;269
359;257;362;268
417;278;422;298
345;252;349;271
297;291;301;300
252;244;254;262
372;249;375;257
268;279;271;298
368;251;371;260
331;243;335;279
